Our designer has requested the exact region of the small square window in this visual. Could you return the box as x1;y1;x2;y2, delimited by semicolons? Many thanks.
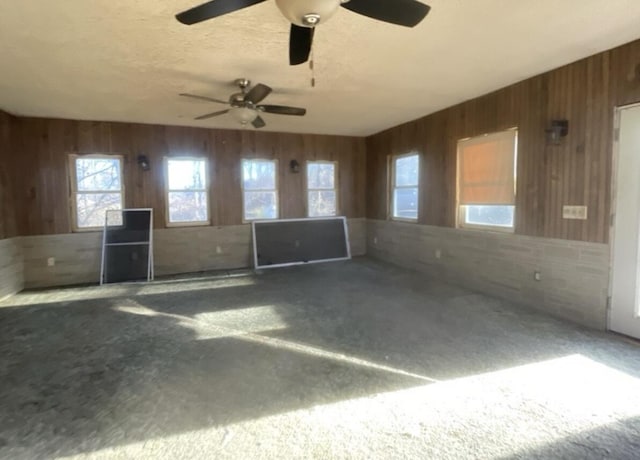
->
165;158;209;225
70;155;124;230
457;129;517;232
242;159;278;221
307;161;338;217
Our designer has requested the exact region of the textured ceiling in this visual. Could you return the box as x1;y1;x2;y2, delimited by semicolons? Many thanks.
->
1;1;640;136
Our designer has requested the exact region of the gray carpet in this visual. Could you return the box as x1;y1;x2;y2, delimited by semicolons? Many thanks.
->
1;258;639;459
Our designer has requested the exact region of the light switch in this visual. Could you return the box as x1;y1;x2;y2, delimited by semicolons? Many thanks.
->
562;205;588;220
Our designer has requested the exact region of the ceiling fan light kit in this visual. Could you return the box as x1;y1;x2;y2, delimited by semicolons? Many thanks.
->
275;0;345;27
230;106;259;124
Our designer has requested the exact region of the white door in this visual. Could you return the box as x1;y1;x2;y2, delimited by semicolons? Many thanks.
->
611;103;640;339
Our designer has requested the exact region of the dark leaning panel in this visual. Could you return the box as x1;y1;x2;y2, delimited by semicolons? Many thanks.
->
101;209;154;284
252;217;351;269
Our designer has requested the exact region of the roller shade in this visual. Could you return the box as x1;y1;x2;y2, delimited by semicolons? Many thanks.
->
458;130;517;205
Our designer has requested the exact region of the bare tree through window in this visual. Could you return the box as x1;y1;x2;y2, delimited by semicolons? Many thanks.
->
242;159;278;220
72;156;123;229
307;161;337;217
166;158;209;224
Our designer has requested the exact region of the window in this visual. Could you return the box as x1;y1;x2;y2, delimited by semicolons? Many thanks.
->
307;161;338;217
242;159;278;220
391;153;420;220
70;154;124;230
165;157;209;225
457;129;517;231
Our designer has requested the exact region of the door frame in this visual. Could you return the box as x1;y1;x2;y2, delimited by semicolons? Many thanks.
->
608;101;640;333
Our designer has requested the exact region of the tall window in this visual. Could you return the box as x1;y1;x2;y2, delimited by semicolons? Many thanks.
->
307;161;337;217
165;157;209;225
391;153;420;220
70;154;124;230
242;159;278;220
457;129;517;231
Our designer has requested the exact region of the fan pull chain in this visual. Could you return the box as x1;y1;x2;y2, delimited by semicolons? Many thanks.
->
310;49;315;88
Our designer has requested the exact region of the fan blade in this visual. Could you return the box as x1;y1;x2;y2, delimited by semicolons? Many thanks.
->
258;105;306;116
244;83;272;105
180;93;229;105
195;109;229;120
341;0;430;27
252;116;266;129
289;25;314;66
176;0;266;25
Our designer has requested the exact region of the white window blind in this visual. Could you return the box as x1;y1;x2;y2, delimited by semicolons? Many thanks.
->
458;129;517;206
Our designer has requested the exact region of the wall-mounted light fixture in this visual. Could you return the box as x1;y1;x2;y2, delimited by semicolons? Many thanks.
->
545;120;569;145
290;159;300;173
137;155;150;171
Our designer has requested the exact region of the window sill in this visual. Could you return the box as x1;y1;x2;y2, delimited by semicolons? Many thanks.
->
390;217;419;223
72;227;104;233
458;224;515;234
166;221;210;228
242;218;278;224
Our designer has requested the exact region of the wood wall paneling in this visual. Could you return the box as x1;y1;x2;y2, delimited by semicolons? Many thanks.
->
0;111;18;239
366;38;640;244
6;39;640;242
10;119;367;235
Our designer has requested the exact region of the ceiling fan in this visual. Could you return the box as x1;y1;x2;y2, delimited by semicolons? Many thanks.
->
176;0;431;65
180;78;306;129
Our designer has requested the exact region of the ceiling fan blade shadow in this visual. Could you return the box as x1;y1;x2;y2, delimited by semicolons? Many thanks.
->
341;0;430;27
289;24;314;66
258;105;306;116
244;83;272;104
176;0;266;25
252;116;266;129
195;109;230;120
180;93;229;105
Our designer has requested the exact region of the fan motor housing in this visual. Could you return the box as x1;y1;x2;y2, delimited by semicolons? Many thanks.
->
229;92;246;107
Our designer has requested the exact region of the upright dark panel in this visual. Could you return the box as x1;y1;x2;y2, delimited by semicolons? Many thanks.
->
101;209;153;284
253;217;350;268
104;244;150;283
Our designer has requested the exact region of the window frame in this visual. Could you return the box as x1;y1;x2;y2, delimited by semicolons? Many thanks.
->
389;152;420;222
68;153;125;232
305;160;339;217
164;156;211;227
241;158;279;222
456;128;518;233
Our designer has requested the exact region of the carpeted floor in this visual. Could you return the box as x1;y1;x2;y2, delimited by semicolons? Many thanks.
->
1;258;639;459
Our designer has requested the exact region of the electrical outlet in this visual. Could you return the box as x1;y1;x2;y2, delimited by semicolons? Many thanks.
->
534;271;541;281
47;257;55;267
562;205;588;220
435;249;442;259
373;237;378;245
216;246;222;254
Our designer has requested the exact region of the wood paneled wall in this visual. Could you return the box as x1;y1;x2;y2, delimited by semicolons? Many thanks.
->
366;39;640;244
0;111;18;239
10;119;366;236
